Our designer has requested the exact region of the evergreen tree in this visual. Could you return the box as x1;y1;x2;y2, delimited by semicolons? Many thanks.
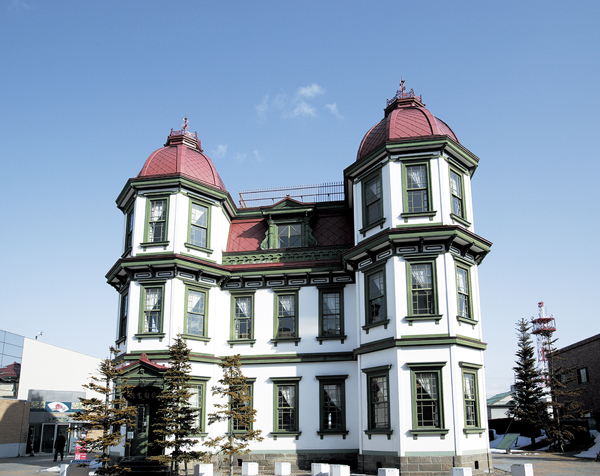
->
545;350;587;452
204;354;263;476
511;318;547;446
73;347;137;476
150;335;206;475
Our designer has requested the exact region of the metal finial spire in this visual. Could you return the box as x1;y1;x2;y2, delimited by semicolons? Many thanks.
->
182;116;189;133
386;78;422;107
399;77;406;93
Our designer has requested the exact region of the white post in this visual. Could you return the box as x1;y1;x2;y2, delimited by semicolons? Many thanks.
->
194;463;214;476
378;469;399;476
450;469;472;476
330;464;350;476
242;462;259;476
511;464;534;476
312;463;330;476
275;462;292;476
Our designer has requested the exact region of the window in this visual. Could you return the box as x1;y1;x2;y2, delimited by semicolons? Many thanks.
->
277;224;301;248
142;286;162;333
364;268;387;329
229;293;255;345
408;362;448;437
362;172;383;229
318;288;345;342
188;379;209;435
271;377;302;438
137;283;166;339
450;170;464;218
405;258;441;323
124;210;134;253
363;365;392;438
189;201;209;249
578;368;590;384
317;375;348;437
185;286;208;339
273;290;300;344
460;362;483;433
147;199;167;243
463;373;477;426
456;265;475;325
118;291;128;340
231;380;255;432
415;372;440;427
411;263;434;314
401;161;434;218
406;165;428;213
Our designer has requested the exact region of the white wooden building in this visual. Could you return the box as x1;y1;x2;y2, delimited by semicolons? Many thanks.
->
106;83;493;474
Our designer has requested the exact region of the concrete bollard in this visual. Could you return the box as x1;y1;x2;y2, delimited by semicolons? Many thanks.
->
330;464;350;476
378;469;399;476
450;468;472;476
511;464;534;476
312;463;330;476
194;463;214;476
242;462;259;476
275;462;292;476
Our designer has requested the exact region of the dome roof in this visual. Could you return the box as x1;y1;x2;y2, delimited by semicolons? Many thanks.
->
356;84;459;162
138;123;226;192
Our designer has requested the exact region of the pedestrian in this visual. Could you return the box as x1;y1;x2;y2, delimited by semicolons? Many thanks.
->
53;433;66;462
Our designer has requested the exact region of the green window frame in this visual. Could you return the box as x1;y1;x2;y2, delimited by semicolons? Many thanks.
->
186;199;212;252
405;257;442;324
362;365;392;438
449;169;464;218
363;266;388;331
459;362;484;434
142;195;170;247
272;289;300;345
183;285;209;341
316;375;348;438
228;291;256;346
124;209;134;254
456;263;476;326
136;282;166;339
277;224;302;248
271;377;302;438
401;161;435;219
230;379;255;433
318;287;345;343
189;378;209;437
117;290;128;341
407;362;448;438
361;170;384;231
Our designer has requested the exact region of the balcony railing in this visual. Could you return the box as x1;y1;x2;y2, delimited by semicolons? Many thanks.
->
239;182;344;208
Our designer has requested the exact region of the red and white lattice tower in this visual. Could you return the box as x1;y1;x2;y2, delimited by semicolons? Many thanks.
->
531;301;556;380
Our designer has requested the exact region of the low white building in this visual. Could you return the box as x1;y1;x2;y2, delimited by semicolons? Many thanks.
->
107;83;493;474
0;330;101;458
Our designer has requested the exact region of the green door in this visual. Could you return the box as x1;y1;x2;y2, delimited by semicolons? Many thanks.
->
130;404;149;456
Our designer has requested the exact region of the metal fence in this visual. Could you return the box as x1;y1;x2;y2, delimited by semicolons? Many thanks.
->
239;182;344;208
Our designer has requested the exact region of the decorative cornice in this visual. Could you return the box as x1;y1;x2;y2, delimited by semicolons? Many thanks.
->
223;247;348;265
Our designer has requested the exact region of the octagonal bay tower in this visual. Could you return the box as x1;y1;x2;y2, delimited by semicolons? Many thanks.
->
106;85;492;474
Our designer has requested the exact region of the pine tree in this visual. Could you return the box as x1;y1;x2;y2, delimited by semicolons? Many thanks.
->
545;348;587;452
73;347;137;476
204;354;263;476
150;335;206;475
511;318;547;446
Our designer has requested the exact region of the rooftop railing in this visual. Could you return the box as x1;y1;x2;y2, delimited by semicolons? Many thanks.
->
239;182;344;208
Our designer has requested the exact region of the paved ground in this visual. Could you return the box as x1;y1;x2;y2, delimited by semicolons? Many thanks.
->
0;451;599;475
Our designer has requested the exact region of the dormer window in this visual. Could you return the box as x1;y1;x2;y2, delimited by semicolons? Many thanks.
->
260;198;317;250
277;224;301;248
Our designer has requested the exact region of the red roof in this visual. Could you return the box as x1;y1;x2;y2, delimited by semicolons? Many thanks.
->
356;95;459;162
226;211;353;253
138;131;226;191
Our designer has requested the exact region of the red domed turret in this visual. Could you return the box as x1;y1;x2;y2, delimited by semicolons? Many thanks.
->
356;81;459;162
138;118;226;192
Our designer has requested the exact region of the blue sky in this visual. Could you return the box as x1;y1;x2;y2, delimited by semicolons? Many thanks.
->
1;1;599;397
